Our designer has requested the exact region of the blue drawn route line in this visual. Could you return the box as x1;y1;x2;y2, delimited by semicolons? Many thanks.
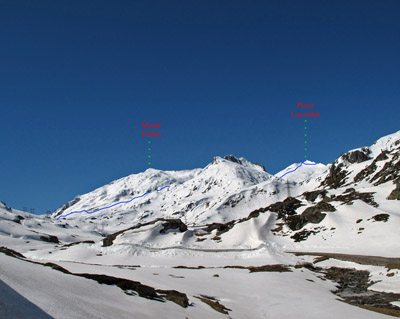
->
279;160;317;179
56;185;171;220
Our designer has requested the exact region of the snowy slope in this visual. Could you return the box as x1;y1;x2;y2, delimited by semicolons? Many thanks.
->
52;155;277;228
275;160;329;182
1;130;400;318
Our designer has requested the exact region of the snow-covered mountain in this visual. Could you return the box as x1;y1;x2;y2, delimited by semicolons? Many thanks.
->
52;155;276;228
1;131;400;319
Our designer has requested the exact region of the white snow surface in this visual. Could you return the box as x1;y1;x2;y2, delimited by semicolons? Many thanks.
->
1;131;400;318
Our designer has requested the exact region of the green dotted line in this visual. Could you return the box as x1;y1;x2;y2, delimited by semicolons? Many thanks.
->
148;141;151;165
304;120;307;158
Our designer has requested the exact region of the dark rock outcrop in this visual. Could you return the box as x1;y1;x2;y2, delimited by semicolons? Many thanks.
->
254;162;267;172
54;196;81;217
370;214;390;222
291;230;318;242
0;246;189;308
103;218;188;247
206;221;235;235
354;148;399;185
12;215;25;224
0;246;26;258
62;240;95;248
268;197;303;219
335;191;378;207
303;190;328;202
157;290;189;307
387;183;400;200
195;295;231;315
321;163;348;188
376;151;389;161
370;159;400;186
342;149;371;164
286;200;335;231
159;219;187;234
0;201;12;211
39;235;59;244
223;154;242;164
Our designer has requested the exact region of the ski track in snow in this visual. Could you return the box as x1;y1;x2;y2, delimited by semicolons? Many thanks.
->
56;185;171;220
279;160;317;178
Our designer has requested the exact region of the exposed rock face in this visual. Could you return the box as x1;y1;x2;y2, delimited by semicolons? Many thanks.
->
12;215;25;224
354;147;400;185
268;197;303;219
254;162;267;172
0;246;26;258
103;218;188;246
0;246;190;308
323;267;400;315
0;201;12;211
370;214;390;222
370;159;400;186
321;163;348;188
54;196;81;217
286;200;335;231
195;295;231;315
291;229;318;242
159;219;187;234
335;191;378;207
354;161;377;183
376;151;389;161
303;190;328;202
342;149;371;164
157;290;189;308
103;229;127;247
39;235;59;244
223;154;242;164
222;194;244;208
207;221;235;235
387;183;400;200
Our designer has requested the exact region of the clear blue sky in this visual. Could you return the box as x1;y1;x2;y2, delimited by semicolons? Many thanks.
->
1;0;399;213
